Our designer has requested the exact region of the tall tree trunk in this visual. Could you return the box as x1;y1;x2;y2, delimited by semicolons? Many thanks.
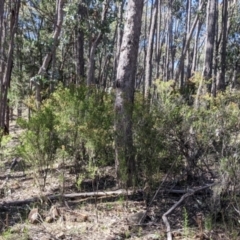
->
185;0;192;82
216;0;228;91
75;4;86;85
156;8;167;81
164;4;171;82
0;0;5;133
115;0;144;186
202;0;216;92
191;19;202;74
0;0;4;49
35;0;64;108
86;0;109;86
211;2;219;97
144;0;158;98
0;0;20;135
142;1;148;95
75;30;84;84
174;1;205;84
113;0;125;86
155;0;162;78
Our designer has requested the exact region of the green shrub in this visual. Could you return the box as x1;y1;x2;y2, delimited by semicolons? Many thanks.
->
17;104;59;188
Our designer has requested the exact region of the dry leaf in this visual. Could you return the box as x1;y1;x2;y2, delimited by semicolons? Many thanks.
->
28;208;40;224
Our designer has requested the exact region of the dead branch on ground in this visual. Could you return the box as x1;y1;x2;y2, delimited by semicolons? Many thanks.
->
0;189;135;209
162;182;217;240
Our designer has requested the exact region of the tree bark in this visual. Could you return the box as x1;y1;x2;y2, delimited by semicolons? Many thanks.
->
174;1;205;84
144;0;158;98
86;0;110;86
185;0;192;82
113;1;125;86
35;0;64;108
115;0;144;186
0;0;5;134
155;0;162;79
216;0;228;91
211;2;219;97
191;18;203;75
0;0;4;49
0;189;137;208
75;4;86;85
0;0;20;135
202;0;216;93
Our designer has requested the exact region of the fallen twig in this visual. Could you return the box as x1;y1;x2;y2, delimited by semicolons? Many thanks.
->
139;159;179;224
162;182;217;240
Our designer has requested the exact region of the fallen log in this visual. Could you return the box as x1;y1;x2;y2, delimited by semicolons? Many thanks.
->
0;189;135;208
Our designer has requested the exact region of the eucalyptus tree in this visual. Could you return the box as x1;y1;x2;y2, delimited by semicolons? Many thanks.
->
216;0;228;91
11;0;65;113
0;1;4;54
195;0;217;108
228;1;240;89
34;0;64;108
202;0;217;93
114;0;144;186
86;0;111;86
144;0;158;98
75;3;87;84
155;0;162;79
0;0;20;136
112;0;125;85
191;3;204;75
174;0;206;85
0;0;5;133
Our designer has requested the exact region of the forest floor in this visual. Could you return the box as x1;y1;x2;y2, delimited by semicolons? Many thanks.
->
0;120;238;240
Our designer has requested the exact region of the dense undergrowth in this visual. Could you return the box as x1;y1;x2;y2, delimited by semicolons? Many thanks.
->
2;76;240;233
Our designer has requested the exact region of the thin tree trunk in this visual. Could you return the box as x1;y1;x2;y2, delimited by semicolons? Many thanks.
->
231;61;239;90
144;0;158;98
216;0;228;91
155;0;162;78
76;4;87;85
0;0;20;134
202;0;216;92
174;1;205;84
191;19;202;74
86;0;110;86
75;6;85;84
169;16;175;80
35;0;64;108
211;1;219;97
0;0;5;132
0;0;4;50
157;12;167;81
113;0;125;85
186;0;192;82
164;6;170;82
115;0;144;186
142;1;148;95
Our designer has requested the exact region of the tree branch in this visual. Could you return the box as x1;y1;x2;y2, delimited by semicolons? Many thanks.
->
162;182;217;240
